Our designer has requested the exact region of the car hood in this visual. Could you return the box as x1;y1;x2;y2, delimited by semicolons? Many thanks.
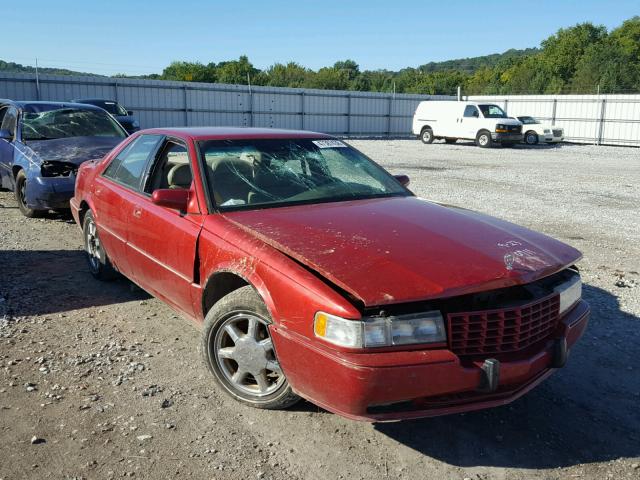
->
223;197;581;306
25;136;123;166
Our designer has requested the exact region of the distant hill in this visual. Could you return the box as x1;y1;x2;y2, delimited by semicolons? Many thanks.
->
0;60;102;77
418;48;540;74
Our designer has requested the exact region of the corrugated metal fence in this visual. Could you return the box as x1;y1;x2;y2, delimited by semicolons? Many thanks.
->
1;72;638;146
0;72;446;137
468;94;640;146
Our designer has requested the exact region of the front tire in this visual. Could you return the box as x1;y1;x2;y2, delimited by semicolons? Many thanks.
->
202;286;300;410
14;170;44;218
476;130;493;148
420;128;434;144
83;211;118;281
524;131;539;145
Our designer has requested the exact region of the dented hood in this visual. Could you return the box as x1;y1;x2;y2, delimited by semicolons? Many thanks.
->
224;197;581;306
26;136;123;166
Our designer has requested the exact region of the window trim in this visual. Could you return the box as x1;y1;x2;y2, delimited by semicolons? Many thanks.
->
101;134;164;193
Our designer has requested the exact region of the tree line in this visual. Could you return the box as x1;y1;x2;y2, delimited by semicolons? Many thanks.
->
151;17;639;95
2;17;638;95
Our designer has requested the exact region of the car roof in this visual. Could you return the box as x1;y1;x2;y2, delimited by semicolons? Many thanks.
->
72;98;118;104
0;99;107;113
138;127;334;141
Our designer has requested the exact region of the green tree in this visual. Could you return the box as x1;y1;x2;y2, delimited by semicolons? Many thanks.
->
264;62;310;88
215;56;259;85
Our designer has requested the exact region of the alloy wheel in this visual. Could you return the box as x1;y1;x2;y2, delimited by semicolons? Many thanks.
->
213;312;284;397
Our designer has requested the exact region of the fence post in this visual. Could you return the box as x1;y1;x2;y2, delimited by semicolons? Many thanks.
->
551;99;557;126
248;86;254;127
183;86;188;127
347;93;352;136
597;99;606;146
387;95;392;137
504;99;509;114
300;91;305;130
114;79;119;103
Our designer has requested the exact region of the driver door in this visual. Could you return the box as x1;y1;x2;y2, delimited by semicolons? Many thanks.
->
0;106;18;189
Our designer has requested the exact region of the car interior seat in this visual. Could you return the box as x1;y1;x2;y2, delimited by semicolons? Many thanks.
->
167;163;192;189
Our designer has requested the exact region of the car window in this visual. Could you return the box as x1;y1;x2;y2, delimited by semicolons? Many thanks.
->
103;134;163;190
0;107;8;127
479;104;508;118
145;140;192;193
1;107;18;137
463;105;479;118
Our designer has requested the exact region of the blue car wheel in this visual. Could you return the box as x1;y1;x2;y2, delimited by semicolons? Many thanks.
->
14;170;44;218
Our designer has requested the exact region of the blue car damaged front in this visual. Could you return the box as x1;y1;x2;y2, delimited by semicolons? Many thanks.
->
0;101;127;217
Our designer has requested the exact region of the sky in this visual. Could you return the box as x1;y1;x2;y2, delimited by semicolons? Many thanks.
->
3;0;639;76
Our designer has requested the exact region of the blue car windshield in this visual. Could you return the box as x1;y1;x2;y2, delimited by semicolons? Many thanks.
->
21;109;127;141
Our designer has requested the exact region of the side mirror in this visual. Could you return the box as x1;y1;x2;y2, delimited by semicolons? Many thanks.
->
394;174;410;188
151;188;189;211
127;110;134;116
0;129;13;141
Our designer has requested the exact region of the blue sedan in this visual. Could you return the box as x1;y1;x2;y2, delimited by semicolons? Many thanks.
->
0;100;127;217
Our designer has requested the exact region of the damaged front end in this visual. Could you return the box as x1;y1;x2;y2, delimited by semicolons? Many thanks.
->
40;160;78;178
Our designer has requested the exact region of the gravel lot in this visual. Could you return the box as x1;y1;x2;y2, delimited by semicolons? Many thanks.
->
1;140;639;479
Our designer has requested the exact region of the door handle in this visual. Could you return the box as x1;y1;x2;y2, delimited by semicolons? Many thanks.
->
132;205;142;219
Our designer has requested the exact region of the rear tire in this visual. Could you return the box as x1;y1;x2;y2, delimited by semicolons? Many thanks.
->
202;286;300;410
524;131;539;145
420;128;434;144
83;211;118;281
15;170;45;218
475;130;493;148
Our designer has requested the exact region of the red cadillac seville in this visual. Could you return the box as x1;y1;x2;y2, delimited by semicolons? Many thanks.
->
70;127;589;421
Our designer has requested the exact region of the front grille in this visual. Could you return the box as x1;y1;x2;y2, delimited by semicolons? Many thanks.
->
552;129;562;137
509;125;522;134
447;293;560;356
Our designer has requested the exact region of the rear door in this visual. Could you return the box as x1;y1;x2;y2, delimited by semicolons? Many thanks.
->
125;138;204;317
93;134;164;278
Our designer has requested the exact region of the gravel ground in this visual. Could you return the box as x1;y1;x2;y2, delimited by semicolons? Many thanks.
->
1;140;639;480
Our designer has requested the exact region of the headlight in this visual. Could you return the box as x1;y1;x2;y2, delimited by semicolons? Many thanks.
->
544;129;551;134
553;273;582;314
495;124;508;132
314;311;446;348
314;312;363;348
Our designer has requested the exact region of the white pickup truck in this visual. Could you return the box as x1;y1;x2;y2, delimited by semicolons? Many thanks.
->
412;101;523;148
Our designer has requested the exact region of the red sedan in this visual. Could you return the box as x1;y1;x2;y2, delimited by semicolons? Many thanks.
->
70;127;589;421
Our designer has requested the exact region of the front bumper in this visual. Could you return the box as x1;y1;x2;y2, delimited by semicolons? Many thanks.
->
492;132;523;144
272;300;589;422
26;174;76;210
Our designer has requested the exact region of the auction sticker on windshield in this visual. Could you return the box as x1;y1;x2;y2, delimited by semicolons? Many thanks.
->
312;140;348;148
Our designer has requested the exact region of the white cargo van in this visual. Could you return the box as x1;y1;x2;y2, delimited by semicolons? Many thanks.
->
412;101;523;147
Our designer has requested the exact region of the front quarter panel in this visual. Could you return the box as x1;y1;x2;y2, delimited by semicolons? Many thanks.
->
198;215;360;331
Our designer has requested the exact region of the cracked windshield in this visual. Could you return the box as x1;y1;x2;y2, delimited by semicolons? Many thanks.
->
21;108;126;141
199;138;409;210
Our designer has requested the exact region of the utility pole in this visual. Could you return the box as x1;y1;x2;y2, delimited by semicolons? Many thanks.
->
35;58;41;100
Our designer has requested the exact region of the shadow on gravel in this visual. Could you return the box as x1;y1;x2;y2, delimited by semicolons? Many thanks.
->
376;284;640;469
0;249;150;317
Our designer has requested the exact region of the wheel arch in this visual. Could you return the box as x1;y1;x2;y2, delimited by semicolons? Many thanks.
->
201;269;278;325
